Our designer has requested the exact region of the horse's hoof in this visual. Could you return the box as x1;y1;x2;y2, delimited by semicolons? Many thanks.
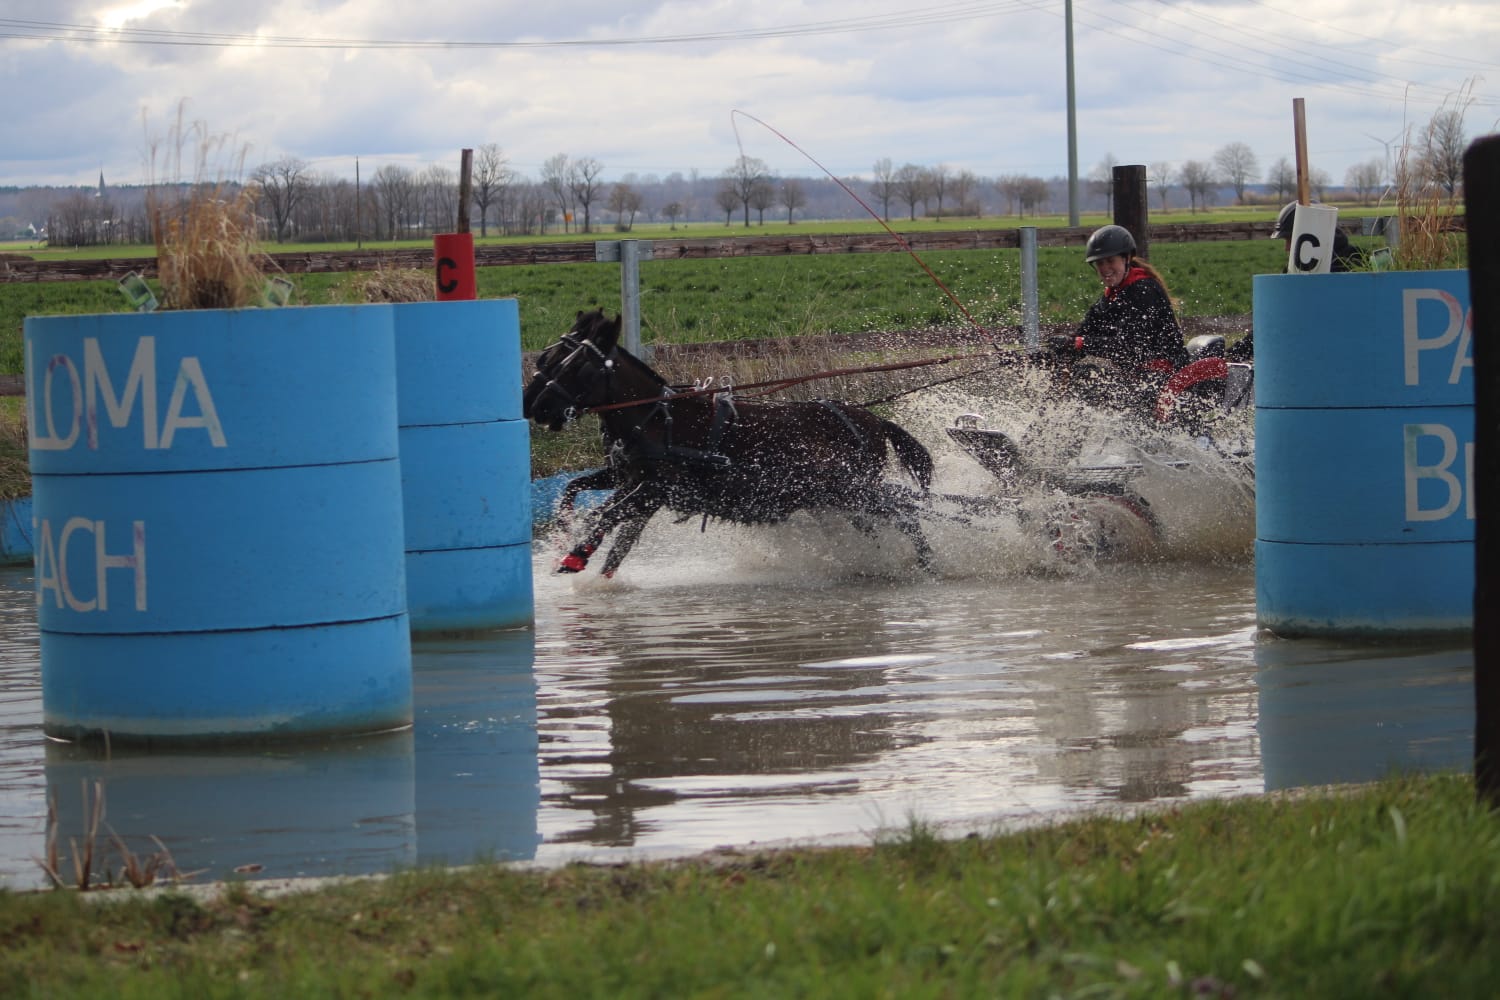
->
557;553;589;573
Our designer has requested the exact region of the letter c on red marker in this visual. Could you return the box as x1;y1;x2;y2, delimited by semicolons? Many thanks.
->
436;256;458;294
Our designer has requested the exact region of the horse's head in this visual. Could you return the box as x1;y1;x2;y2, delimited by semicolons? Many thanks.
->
522;309;624;431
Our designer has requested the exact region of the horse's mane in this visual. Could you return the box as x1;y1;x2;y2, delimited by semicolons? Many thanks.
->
577;309;670;391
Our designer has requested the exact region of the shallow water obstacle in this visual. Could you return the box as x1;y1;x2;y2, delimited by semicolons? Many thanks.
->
25;305;413;744
1254;270;1473;635
393;298;533;632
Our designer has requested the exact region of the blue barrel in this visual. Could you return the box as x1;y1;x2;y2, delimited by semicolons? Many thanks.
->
25;305;412;743
393;299;533;633
413;631;540;866
1254;271;1473;635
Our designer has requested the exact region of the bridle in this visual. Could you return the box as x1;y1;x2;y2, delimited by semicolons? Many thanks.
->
529;331;621;422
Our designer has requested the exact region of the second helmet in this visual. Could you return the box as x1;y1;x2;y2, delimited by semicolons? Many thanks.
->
1084;224;1136;262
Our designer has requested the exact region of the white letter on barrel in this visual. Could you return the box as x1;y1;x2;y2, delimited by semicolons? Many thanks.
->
96;519;148;612
159;358;227;449
85;336;158;449
1403;289;1465;387
1404;423;1462;522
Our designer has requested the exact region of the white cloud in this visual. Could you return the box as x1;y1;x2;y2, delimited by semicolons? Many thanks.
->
0;0;1494;189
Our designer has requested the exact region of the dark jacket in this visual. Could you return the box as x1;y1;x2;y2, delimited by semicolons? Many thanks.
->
1076;267;1188;374
1331;229;1364;272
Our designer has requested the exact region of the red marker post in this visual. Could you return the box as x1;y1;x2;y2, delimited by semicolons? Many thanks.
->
434;148;477;300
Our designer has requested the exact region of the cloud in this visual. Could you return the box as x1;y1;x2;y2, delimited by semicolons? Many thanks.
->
0;0;1494;189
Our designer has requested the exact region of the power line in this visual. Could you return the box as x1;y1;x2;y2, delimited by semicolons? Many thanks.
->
0;4;1045;50
1239;0;1499;73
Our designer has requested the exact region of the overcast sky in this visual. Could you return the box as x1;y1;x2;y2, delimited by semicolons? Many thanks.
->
2;0;1496;194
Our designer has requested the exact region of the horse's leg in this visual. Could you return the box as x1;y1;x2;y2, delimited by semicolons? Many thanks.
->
557;484;644;573
882;485;939;576
598;502;660;578
558;468;616;526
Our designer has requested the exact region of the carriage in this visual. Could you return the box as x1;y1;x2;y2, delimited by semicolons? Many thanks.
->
524;310;1254;575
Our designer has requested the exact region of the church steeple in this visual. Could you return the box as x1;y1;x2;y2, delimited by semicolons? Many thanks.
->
96;169;105;199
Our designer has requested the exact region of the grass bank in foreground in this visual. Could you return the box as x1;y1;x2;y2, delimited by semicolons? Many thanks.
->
1;772;1493;997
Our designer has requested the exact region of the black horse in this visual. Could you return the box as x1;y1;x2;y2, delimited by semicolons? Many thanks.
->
524;309;937;576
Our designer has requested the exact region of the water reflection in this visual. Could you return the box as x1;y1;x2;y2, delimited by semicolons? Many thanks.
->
0;537;1478;890
45;732;418;882
1256;636;1472;791
38;632;541;886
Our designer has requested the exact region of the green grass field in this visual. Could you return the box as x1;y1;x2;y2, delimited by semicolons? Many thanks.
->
0;238;1291;374
0;773;1493;998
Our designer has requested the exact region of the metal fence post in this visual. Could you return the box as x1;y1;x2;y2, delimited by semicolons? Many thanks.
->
594;239;655;361
1019;227;1040;350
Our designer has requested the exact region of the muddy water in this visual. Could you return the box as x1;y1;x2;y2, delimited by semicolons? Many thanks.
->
0;382;1472;889
0;472;1473;890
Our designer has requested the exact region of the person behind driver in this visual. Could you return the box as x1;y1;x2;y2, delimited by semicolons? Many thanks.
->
1046;225;1188;410
1272;201;1365;272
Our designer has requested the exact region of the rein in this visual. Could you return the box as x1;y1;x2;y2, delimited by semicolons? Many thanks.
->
581;350;1002;415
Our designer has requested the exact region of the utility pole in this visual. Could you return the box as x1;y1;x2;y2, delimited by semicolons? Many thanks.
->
1065;0;1079;227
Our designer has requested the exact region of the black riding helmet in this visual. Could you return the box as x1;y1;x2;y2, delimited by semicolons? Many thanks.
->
1084;224;1136;263
1272;201;1299;240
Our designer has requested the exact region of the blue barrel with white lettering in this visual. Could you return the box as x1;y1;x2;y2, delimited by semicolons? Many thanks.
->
24;305;411;744
393;299;533;633
1254;270;1473;635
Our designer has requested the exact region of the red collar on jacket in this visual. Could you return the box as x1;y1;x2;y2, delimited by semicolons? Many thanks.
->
1103;265;1149;300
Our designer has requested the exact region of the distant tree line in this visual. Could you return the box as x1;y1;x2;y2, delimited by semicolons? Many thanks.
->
4;106;1471;248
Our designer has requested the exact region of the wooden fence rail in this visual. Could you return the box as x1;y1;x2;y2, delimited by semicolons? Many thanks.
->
0;221;1304;284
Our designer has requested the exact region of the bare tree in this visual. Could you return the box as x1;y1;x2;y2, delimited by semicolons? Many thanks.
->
471;143;515;237
723;155;769;227
567;156;605;234
995;174;1025;216
780;178;807;223
662;201;684;230
607;181;642;231
1090;153;1119;214
749;177;776;224
927;164;952;218
714;183;739;225
1213;142;1259;204
1017;176;1050;216
1178;160;1214;213
1309;167;1331;201
895;163;928;221
421;165;457;235
1345;158;1385;205
541;153;575;232
869;158;897;220
372;164;417;239
1420;109;1467;196
951;169;978;216
1149;161;1174;210
516;182;549;235
1265;156;1296;201
250;155;311;243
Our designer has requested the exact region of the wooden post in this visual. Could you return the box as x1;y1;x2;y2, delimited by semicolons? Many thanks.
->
1466;134;1500;807
457;148;473;235
1293;98;1311;206
1112;164;1149;259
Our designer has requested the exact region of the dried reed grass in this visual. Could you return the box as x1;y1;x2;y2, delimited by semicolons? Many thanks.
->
1391;84;1474;271
145;102;277;310
649;332;998;410
0;404;28;500
356;268;435;303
